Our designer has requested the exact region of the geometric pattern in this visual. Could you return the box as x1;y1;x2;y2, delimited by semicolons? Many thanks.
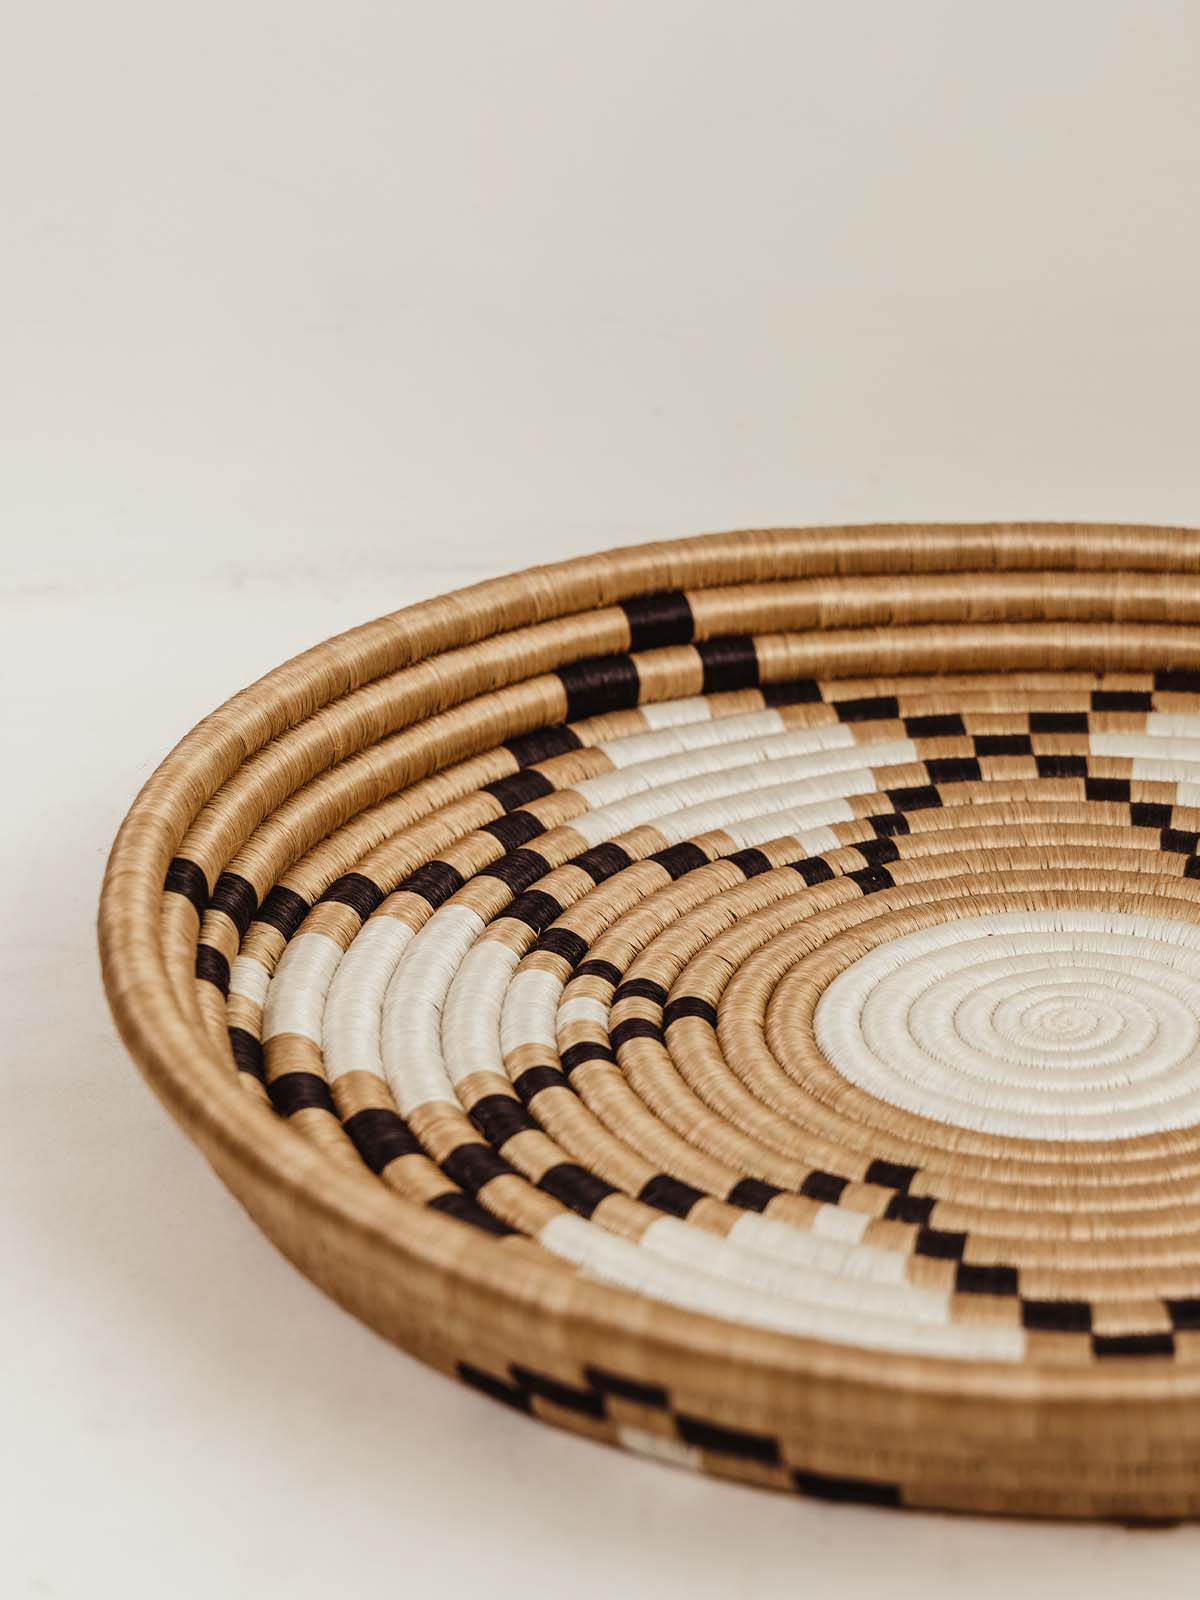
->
99;529;1200;1518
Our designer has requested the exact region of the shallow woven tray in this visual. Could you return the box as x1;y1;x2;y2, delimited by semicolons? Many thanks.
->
100;524;1200;1520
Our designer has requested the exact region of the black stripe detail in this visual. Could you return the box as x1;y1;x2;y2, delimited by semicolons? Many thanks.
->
489;857;560;908
535;926;589;967
761;677;822;706
1092;689;1152;711
792;1470;901;1508
1030;711;1089;734
440;1143;512;1194
856;836;900;867
887;784;942;812
836;695;899;724
268;1072;336;1117
1092;1332;1175;1358
727;1176;782;1212
867;811;910;838
650;842;709;879
164;856;209;918
865;1159;917;1192
800;1169;849;1204
344;1107;421;1173
209;872;258;937
468;1095;537;1146
638;1173;704;1218
510;1365;606;1419
974;733;1032;758
556;655;640;720
790;857;836;886
1155;670;1200;694
1131;801;1173;830
611;1017;662;1049
513;1064;570;1101
321;872;385;919
849;864;894;894
926;757;982;785
228;1026;265;1082
884;1191;934;1225
429;1192;515;1236
195;944;230;994
457;1362;531;1412
480;811;546;850
956;1262;1020;1297
479;849;550;894
904;713;965;738
696;634;758;693
256;885;310;939
583;1365;669;1409
575;842;634;883
1035;753;1088;779
662;996;718;1028
483;769;555;809
1022;1298;1092;1333
575;958;622;986
676;1415;780;1466
538;1162;617;1217
620;590;695;650
505;724;582;766
1162;827;1200;855
560;1040;617;1074
1085;776;1131;804
506;889;563;933
914;1227;966;1261
401;860;466;908
729;846;773;877
614;977;668;1006
1166;1298;1200;1331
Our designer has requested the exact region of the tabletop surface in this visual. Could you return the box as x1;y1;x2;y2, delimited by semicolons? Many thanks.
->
5;2;1200;1593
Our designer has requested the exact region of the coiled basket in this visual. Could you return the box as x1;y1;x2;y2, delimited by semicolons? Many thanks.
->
100;524;1200;1519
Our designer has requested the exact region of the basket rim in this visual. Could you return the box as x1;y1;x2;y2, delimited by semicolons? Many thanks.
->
98;520;1200;1416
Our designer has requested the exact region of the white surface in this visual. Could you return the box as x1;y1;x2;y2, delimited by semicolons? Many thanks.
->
814;912;1200;1140
4;0;1200;1593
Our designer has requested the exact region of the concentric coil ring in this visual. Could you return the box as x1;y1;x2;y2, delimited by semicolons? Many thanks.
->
814;913;1200;1138
100;524;1200;1518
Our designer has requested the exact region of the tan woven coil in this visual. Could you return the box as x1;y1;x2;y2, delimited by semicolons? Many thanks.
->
99;524;1200;1519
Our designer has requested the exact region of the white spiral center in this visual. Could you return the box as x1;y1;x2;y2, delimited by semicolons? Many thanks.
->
813;910;1200;1139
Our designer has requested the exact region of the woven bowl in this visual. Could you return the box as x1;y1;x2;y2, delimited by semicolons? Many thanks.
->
100;523;1200;1519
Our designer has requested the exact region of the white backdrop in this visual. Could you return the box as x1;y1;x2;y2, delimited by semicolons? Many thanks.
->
4;2;1199;1594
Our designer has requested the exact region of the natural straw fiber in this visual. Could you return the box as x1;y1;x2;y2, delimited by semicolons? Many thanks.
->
100;524;1200;1519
